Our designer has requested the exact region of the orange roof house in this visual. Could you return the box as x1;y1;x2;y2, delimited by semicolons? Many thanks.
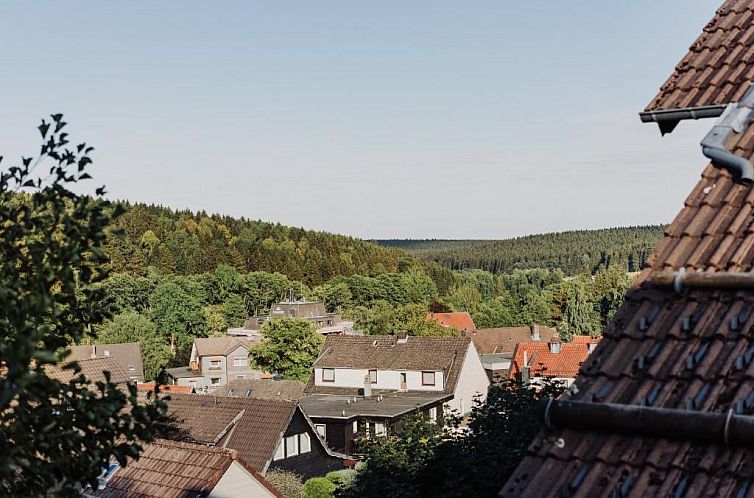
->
426;312;476;332
502;1;754;497
508;337;599;382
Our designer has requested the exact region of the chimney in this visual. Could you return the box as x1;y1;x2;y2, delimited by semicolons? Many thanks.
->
363;374;372;397
549;337;562;354
397;331;408;344
530;325;540;341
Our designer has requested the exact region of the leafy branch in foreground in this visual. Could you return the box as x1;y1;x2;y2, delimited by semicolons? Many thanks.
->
0;115;165;495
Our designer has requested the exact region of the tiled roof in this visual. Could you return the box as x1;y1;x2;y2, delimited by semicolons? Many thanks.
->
164;394;298;471
501;3;754;495
194;336;251;357
426;312;476;331
46;357;130;385
68;343;144;381
471;326;559;354
88;439;232;498
215;379;305;401
572;335;601;344
645;0;754;112
306;335;471;396
508;340;596;379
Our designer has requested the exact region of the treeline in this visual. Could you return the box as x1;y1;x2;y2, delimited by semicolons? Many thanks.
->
102;202;418;286
379;226;665;275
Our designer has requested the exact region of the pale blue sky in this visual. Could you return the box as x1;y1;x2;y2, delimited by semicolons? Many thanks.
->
0;1;721;238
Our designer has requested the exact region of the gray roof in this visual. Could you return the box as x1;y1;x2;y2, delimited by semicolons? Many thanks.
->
194;336;252;357
46;357;131;385
68;343;144;381
214;379;305;401
166;366;204;380
299;392;450;420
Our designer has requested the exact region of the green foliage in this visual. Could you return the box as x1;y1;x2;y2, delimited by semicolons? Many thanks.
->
265;469;305;498
0;116;165;494
340;381;565;498
95;311;171;381
304;476;337;498
381;226;664;275
249;317;324;381
148;280;207;362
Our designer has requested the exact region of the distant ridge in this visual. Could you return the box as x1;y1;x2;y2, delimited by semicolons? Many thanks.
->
379;225;666;275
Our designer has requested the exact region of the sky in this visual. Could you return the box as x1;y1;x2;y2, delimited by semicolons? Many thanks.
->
0;1;724;239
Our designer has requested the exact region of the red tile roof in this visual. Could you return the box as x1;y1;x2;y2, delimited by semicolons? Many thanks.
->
645;0;754;112
426;312;476;331
508;340;597;379
571;335;601;344
501;3;754;496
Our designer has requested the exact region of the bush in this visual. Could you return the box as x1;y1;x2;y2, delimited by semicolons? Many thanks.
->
265;469;305;498
303;476;336;498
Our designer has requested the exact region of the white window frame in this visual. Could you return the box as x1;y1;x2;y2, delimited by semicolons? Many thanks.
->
273;441;284;461
299;433;311;454
285;435;299;457
322;368;335;382
429;407;437;421
127;364;136;372
369;369;377;384
233;357;246;367
375;422;386;436
315;424;326;439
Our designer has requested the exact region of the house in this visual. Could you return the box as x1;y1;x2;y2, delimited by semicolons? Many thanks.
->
300;333;489;454
84;439;283;498
507;336;601;387
469;325;559;382
67;343;144;382
46;357;131;386
501;2;754;496
425;311;476;332
228;299;354;338
166;336;259;389
213;378;305;401
162;394;348;479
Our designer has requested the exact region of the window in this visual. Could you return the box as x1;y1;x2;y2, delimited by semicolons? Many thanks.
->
285;435;299;457
327;320;333;325
236;375;246;380
352;421;358;433
233;357;246;367
429;407;437;421
422;371;436;386
315;424;326;439
369;369;377;384
273;441;284;461
228;389;235;396
245;389;253;397
299;433;311;454
210;377;221;385
127;364;136;372
322;368;335;382
103;350;111;357
209;359;222;370
375;422;386;436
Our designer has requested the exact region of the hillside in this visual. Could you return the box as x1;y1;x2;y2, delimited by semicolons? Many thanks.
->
379;226;666;275
104;202;413;286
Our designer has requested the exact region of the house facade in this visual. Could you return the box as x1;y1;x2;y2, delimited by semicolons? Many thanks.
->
166;336;259;389
300;333;489;454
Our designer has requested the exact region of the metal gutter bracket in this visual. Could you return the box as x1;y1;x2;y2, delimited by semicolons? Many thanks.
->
700;85;754;184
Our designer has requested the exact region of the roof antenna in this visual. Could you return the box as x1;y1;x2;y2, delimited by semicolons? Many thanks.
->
700;84;754;184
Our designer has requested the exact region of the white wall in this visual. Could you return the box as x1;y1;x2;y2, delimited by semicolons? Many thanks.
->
314;367;444;391
448;342;490;415
210;461;278;498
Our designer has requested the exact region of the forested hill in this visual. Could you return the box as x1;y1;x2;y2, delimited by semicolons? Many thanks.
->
379;226;666;275
103;202;413;286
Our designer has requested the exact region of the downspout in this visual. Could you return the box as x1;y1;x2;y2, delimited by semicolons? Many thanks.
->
700;85;754;184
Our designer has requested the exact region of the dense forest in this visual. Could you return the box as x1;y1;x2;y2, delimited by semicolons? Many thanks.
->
80;202;635;381
380;226;666;275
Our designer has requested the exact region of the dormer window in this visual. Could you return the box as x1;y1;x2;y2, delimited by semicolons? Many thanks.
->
127;364;136;372
422;371;436;386
549;341;562;354
103;350;110;357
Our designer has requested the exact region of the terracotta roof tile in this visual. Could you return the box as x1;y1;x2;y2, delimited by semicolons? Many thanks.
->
425;312;476;331
508;340;597;379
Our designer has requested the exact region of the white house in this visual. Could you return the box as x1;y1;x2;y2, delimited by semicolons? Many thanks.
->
300;332;490;454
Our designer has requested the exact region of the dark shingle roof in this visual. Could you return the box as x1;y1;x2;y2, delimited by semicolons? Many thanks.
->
68;343;144;381
164;394;298;472
471;326;558;355
645;0;754;112
194;336;252;357
306;335;471;396
501;4;754;496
